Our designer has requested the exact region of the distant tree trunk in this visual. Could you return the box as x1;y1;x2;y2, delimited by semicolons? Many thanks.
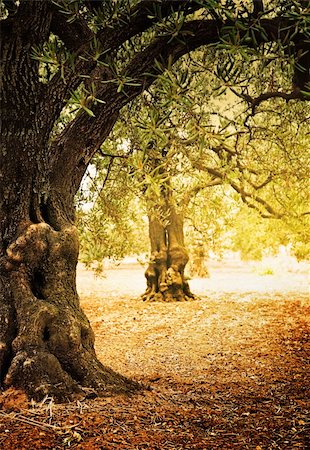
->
189;241;210;278
142;194;195;302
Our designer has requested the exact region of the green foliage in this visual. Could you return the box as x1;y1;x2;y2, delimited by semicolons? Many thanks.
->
229;207;286;260
78;37;309;265
32;34;74;83
228;204;310;261
76;153;149;272
27;0;308;266
77;201;148;273
186;186;235;257
77;197;148;273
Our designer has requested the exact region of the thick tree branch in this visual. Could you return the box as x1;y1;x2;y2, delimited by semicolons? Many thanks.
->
40;6;309;141
48;19;221;202
2;0;17;15
50;6;93;52
96;0;201;54
231;87;305;114
253;0;264;17
43;0;201;133
49;0;200;53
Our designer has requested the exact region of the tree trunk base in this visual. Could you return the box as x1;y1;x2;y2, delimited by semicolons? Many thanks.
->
4;348;140;402
0;222;140;402
143;206;198;302
142;264;197;302
142;291;196;302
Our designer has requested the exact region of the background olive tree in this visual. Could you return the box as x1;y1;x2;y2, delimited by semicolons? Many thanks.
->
79;45;309;296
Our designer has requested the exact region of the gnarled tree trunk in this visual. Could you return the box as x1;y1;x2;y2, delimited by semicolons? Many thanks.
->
189;241;210;278
0;4;137;401
0;156;138;402
0;85;137;400
142;197;195;302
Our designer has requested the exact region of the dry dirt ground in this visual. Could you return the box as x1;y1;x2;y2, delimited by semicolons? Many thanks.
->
0;260;309;449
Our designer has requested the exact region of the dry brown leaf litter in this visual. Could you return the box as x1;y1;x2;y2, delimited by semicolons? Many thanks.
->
0;263;309;449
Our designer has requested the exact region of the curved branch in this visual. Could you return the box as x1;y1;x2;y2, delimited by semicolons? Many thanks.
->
235;186;282;219
48;19;221;201
182;178;222;207
231;87;304;114
249;175;273;190
43;0;201;131
95;0;201;58
204;167;283;219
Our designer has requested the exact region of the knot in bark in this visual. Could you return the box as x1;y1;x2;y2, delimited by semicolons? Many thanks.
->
5;223;54;270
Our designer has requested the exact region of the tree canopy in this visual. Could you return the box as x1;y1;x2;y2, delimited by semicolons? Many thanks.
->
77;38;310;268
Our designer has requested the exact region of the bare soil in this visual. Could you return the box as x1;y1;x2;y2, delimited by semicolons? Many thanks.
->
1;261;309;449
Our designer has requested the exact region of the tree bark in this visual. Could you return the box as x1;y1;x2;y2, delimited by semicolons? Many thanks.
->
0;7;138;401
0;172;139;401
142;197;195;302
189;242;210;278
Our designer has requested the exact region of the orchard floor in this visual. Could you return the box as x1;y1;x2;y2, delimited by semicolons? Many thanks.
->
1;260;309;449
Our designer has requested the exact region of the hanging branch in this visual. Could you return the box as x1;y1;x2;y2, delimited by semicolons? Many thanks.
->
231;88;303;115
99;156;114;195
204;166;283;219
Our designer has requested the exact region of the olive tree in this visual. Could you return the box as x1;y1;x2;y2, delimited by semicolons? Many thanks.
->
0;0;309;400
